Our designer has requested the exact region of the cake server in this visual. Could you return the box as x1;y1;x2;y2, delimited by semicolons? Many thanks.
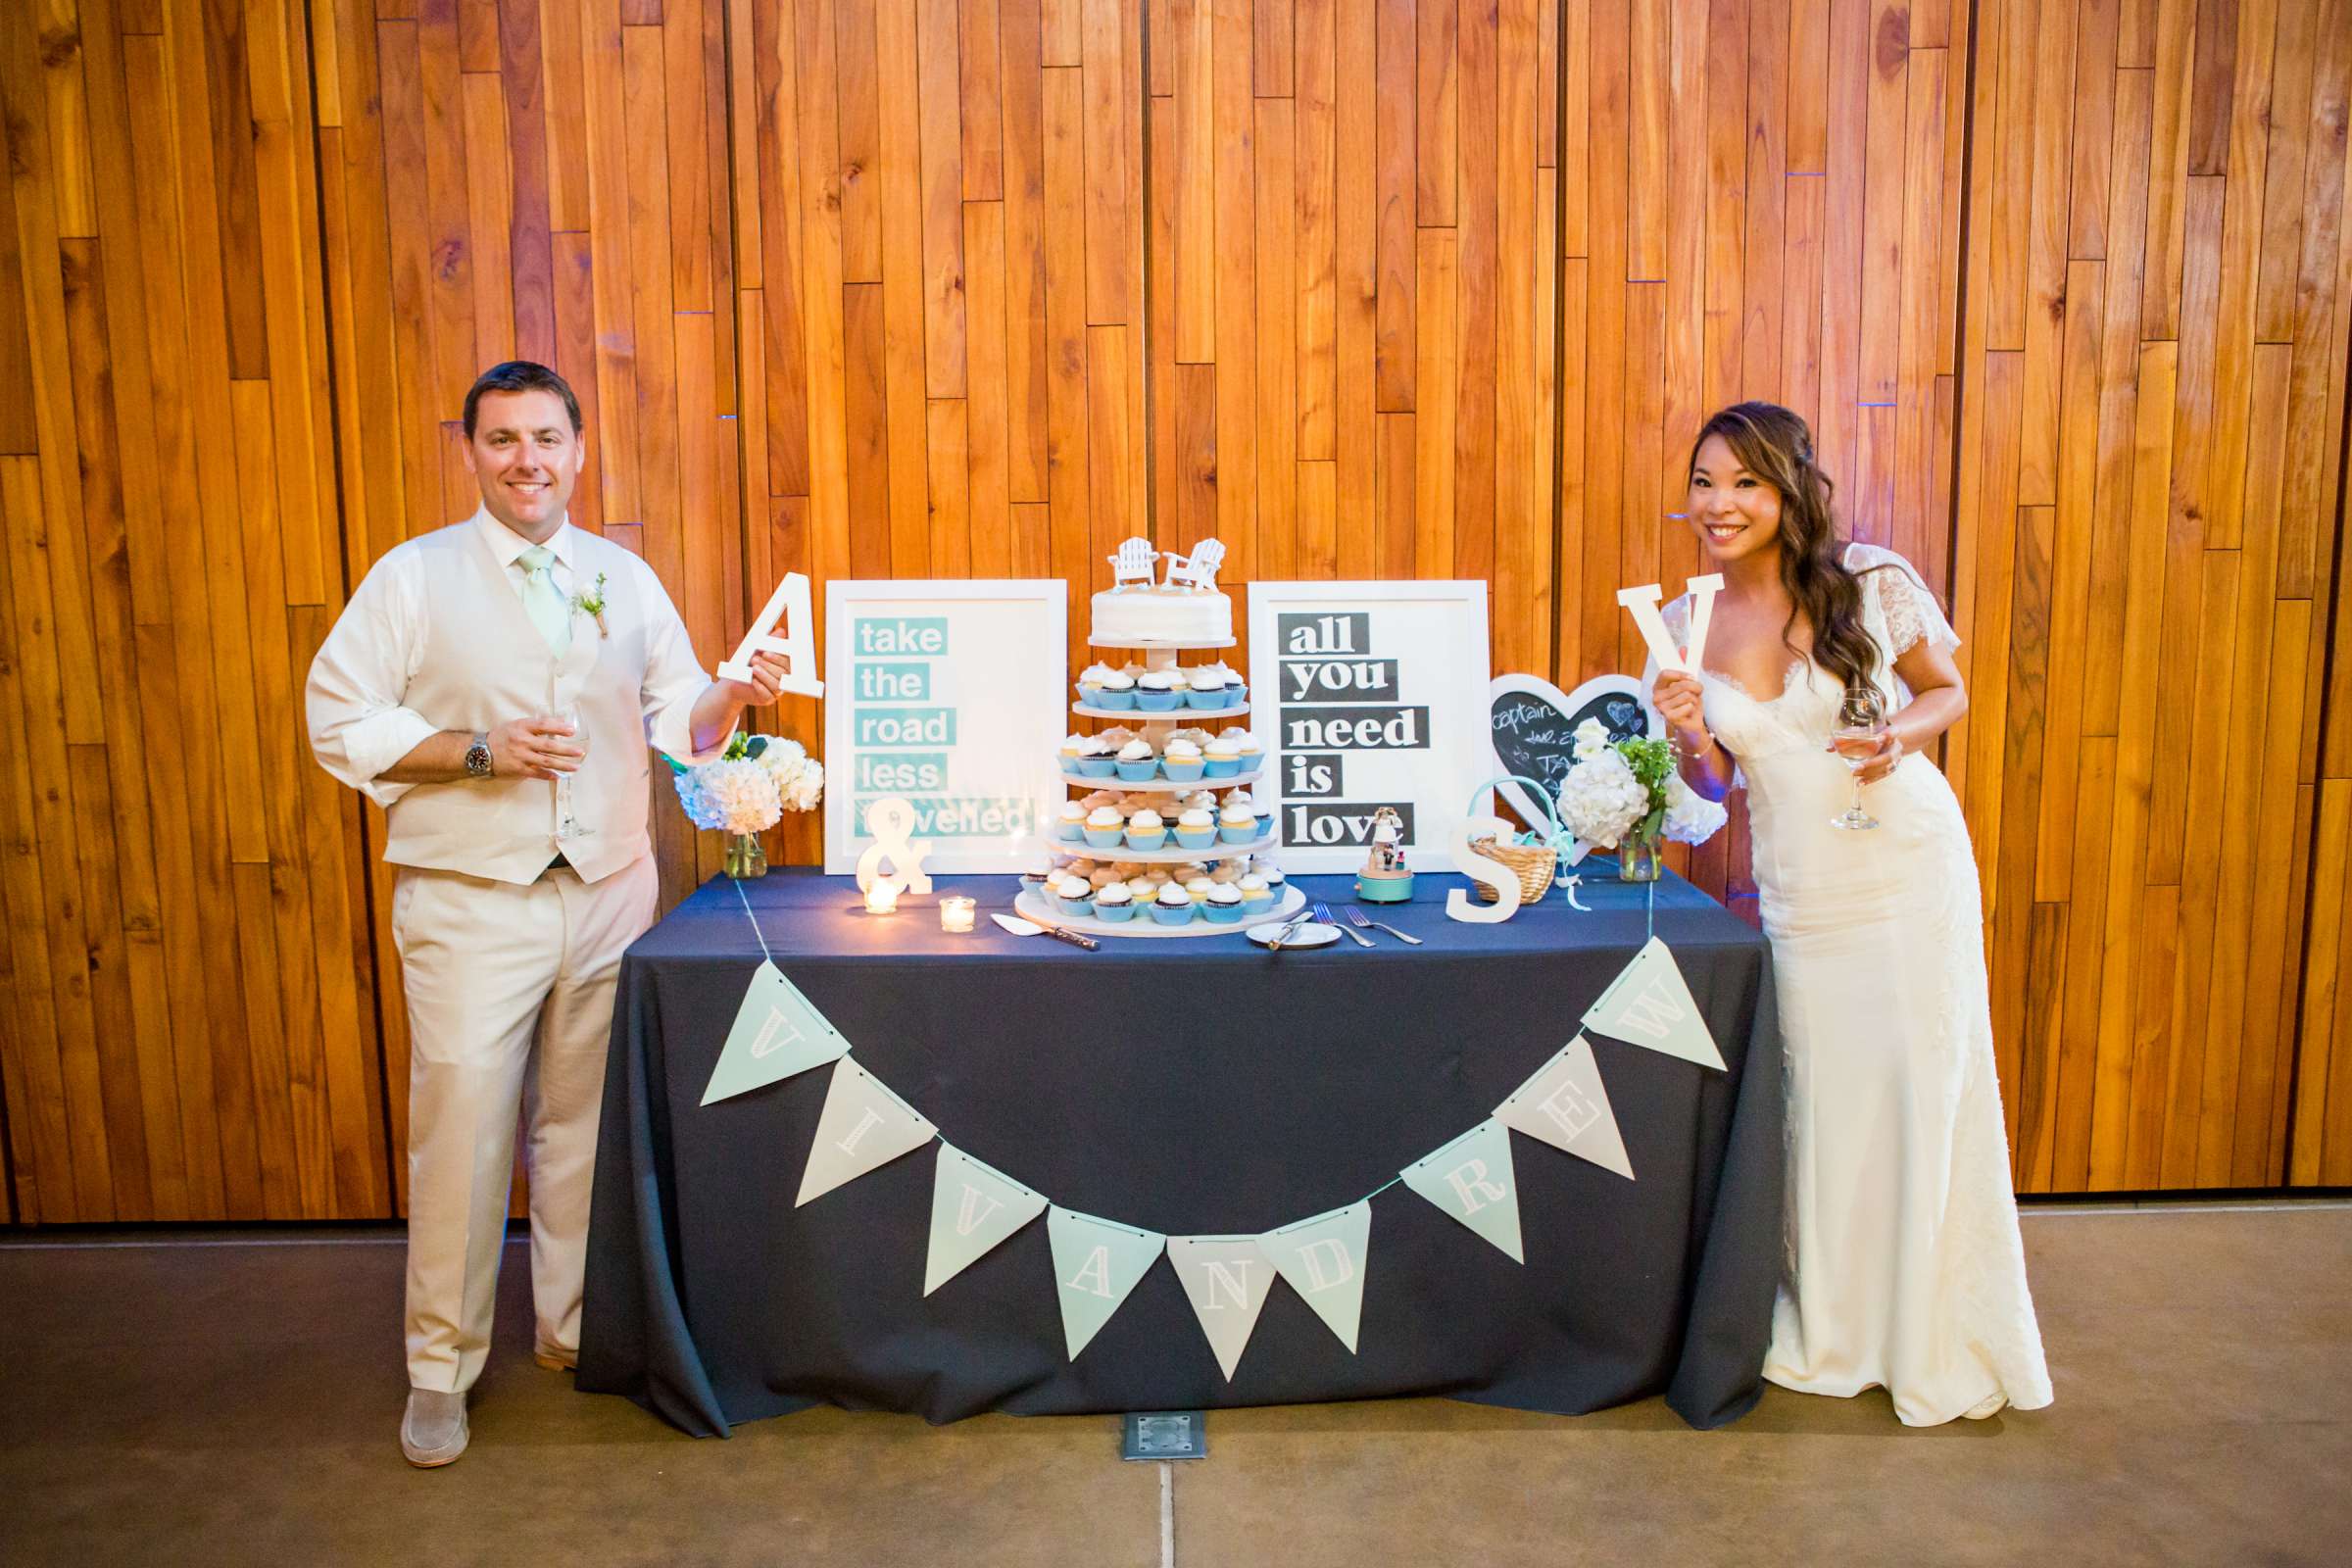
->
990;911;1099;951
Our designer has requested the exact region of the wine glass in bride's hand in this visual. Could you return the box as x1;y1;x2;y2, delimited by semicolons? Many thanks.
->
1829;686;1886;832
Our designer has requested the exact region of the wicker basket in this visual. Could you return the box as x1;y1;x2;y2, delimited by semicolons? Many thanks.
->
1467;775;1564;906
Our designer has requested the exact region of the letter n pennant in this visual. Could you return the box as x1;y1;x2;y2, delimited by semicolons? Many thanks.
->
1167;1236;1276;1382
1046;1207;1165;1359
701;960;852;1105
1582;936;1726;1070
1398;1119;1526;1263
1494;1034;1635;1180
1255;1200;1372;1354
923;1145;1048;1295
794;1056;938;1206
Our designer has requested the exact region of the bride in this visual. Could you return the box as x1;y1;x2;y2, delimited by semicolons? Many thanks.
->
1648;402;2053;1425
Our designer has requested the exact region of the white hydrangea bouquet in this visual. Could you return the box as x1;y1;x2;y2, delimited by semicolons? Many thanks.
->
672;732;824;878
1555;716;1726;880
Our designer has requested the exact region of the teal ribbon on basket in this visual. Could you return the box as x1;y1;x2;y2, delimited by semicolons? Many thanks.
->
1466;775;1573;906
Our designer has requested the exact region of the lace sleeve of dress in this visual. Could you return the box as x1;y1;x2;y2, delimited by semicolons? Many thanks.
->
1864;558;1961;659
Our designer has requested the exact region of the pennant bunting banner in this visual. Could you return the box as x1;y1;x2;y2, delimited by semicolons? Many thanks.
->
1398;1119;1527;1263
923;1145;1049;1296
1256;1201;1373;1354
1167;1236;1278;1381
1495;1033;1636;1180
795;1056;939;1206
701;960;853;1105
1581;937;1726;1070
1047;1207;1165;1359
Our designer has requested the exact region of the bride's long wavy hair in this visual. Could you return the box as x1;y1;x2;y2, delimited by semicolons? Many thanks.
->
1689;402;1878;697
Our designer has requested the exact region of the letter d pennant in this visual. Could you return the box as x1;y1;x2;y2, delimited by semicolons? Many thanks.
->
795;1057;938;1206
1046;1207;1165;1359
1494;1034;1635;1180
1398;1119;1526;1263
922;1145;1048;1296
701;960;851;1105
1256;1200;1372;1354
1582;936;1726;1070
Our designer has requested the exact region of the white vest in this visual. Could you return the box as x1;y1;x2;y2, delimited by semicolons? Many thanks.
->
384;522;663;886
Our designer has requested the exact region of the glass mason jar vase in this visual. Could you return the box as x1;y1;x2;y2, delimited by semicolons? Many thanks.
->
1617;826;1664;883
723;831;768;879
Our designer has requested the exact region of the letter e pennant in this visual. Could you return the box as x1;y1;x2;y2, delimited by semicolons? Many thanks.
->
1495;1034;1636;1180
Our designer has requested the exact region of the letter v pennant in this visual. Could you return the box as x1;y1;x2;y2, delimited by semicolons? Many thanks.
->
702;960;852;1105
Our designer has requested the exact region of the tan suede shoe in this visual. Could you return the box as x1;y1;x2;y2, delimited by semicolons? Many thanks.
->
400;1388;468;1467
532;1344;577;1373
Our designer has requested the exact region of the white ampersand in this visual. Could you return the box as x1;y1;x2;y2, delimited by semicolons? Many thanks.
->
856;796;934;896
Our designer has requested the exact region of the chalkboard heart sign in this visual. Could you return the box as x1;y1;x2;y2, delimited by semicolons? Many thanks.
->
1487;673;1660;832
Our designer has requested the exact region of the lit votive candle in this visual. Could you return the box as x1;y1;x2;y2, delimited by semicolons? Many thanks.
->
864;881;902;915
939;895;976;933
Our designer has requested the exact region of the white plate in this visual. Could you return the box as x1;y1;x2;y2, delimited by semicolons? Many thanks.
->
1246;919;1340;949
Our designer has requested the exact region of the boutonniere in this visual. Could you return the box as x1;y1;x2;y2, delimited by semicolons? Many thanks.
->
570;571;610;638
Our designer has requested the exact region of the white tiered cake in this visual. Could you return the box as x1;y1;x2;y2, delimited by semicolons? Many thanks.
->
1016;537;1301;938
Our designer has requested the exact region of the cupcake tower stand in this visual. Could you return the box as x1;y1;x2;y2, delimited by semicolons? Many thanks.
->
1012;632;1304;939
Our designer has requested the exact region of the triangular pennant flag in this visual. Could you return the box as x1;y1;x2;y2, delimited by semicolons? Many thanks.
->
1581;936;1726;1070
1495;1033;1635;1180
1398;1119;1527;1263
701;960;853;1105
923;1145;1049;1295
1255;1201;1372;1354
795;1056;938;1205
1046;1207;1165;1359
1167;1236;1277;1381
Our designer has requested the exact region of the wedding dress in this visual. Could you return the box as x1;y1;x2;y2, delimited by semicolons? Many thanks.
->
1661;543;2053;1425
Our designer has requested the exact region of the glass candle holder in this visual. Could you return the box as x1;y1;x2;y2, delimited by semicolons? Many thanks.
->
864;881;903;915
939;895;976;933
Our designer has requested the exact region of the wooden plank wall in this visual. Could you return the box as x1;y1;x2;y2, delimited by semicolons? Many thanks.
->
1947;0;2352;1191
0;0;389;1223
1;1;2349;1219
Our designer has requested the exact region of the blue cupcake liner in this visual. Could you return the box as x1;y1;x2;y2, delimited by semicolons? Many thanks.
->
1075;756;1117;777
1173;828;1218;851
1093;689;1137;710
1185;689;1230;710
1135;692;1182;711
1093;899;1138;922
1161;761;1206;782
1115;760;1160;782
1218;823;1256;844
1083;827;1125;849
1056;896;1096;919
1202;901;1246;923
1055;820;1086;842
1202;757;1242;777
1124;828;1168;852
1148;902;1196;925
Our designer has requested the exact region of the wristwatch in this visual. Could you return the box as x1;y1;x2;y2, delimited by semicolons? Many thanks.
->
465;732;494;780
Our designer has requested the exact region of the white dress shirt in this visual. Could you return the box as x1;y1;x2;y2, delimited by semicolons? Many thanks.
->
310;508;722;808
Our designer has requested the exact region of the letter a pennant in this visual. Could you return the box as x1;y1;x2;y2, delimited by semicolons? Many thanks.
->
702;960;853;1105
1582;937;1726;1070
1167;1236;1276;1382
922;1145;1049;1296
1494;1034;1635;1180
1398;1119;1527;1263
1255;1200;1372;1354
795;1057;938;1206
1046;1207;1165;1359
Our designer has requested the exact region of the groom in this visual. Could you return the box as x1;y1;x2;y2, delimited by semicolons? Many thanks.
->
307;361;788;1466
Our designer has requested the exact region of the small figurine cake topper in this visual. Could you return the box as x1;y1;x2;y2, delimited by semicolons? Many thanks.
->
1103;536;1227;594
1355;806;1413;904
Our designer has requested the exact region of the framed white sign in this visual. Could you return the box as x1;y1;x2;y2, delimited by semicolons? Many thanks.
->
823;580;1066;874
1247;581;1494;872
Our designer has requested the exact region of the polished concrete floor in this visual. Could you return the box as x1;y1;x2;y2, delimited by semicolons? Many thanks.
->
1;1202;2345;1567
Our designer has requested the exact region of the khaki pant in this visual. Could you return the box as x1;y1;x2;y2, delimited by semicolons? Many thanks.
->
392;855;660;1393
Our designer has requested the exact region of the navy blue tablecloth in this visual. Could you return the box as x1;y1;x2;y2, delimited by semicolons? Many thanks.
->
580;867;1783;1433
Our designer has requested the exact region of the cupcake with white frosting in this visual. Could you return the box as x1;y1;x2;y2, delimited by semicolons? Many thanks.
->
1055;801;1087;843
1219;799;1258;845
1074;734;1117;777
1093;882;1137;922
1093;667;1137;710
1202;883;1247;924
1183;875;1215;898
1203;733;1243;777
1125;807;1167;852
1186;665;1232;710
1115;738;1158;782
1022;854;1058;894
1053;872;1096;919
1174;807;1217;852
1161;738;1205;784
1237;872;1274;912
1059;733;1088;768
1085;804;1127;850
1136;669;1183;712
1150;883;1196;927
1077;662;1117;705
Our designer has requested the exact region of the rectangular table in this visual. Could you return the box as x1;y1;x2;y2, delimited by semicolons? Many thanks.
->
580;867;1783;1434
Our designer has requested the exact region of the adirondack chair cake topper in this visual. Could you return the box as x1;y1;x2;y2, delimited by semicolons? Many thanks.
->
1162;537;1226;594
1107;537;1159;591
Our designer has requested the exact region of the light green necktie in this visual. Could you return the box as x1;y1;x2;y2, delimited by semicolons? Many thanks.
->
516;545;572;657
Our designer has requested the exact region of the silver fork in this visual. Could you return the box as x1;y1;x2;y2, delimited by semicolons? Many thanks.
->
1316;901;1374;948
1346;905;1422;946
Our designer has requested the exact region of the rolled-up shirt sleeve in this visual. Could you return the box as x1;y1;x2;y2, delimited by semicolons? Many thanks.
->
307;556;437;808
635;563;727;765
